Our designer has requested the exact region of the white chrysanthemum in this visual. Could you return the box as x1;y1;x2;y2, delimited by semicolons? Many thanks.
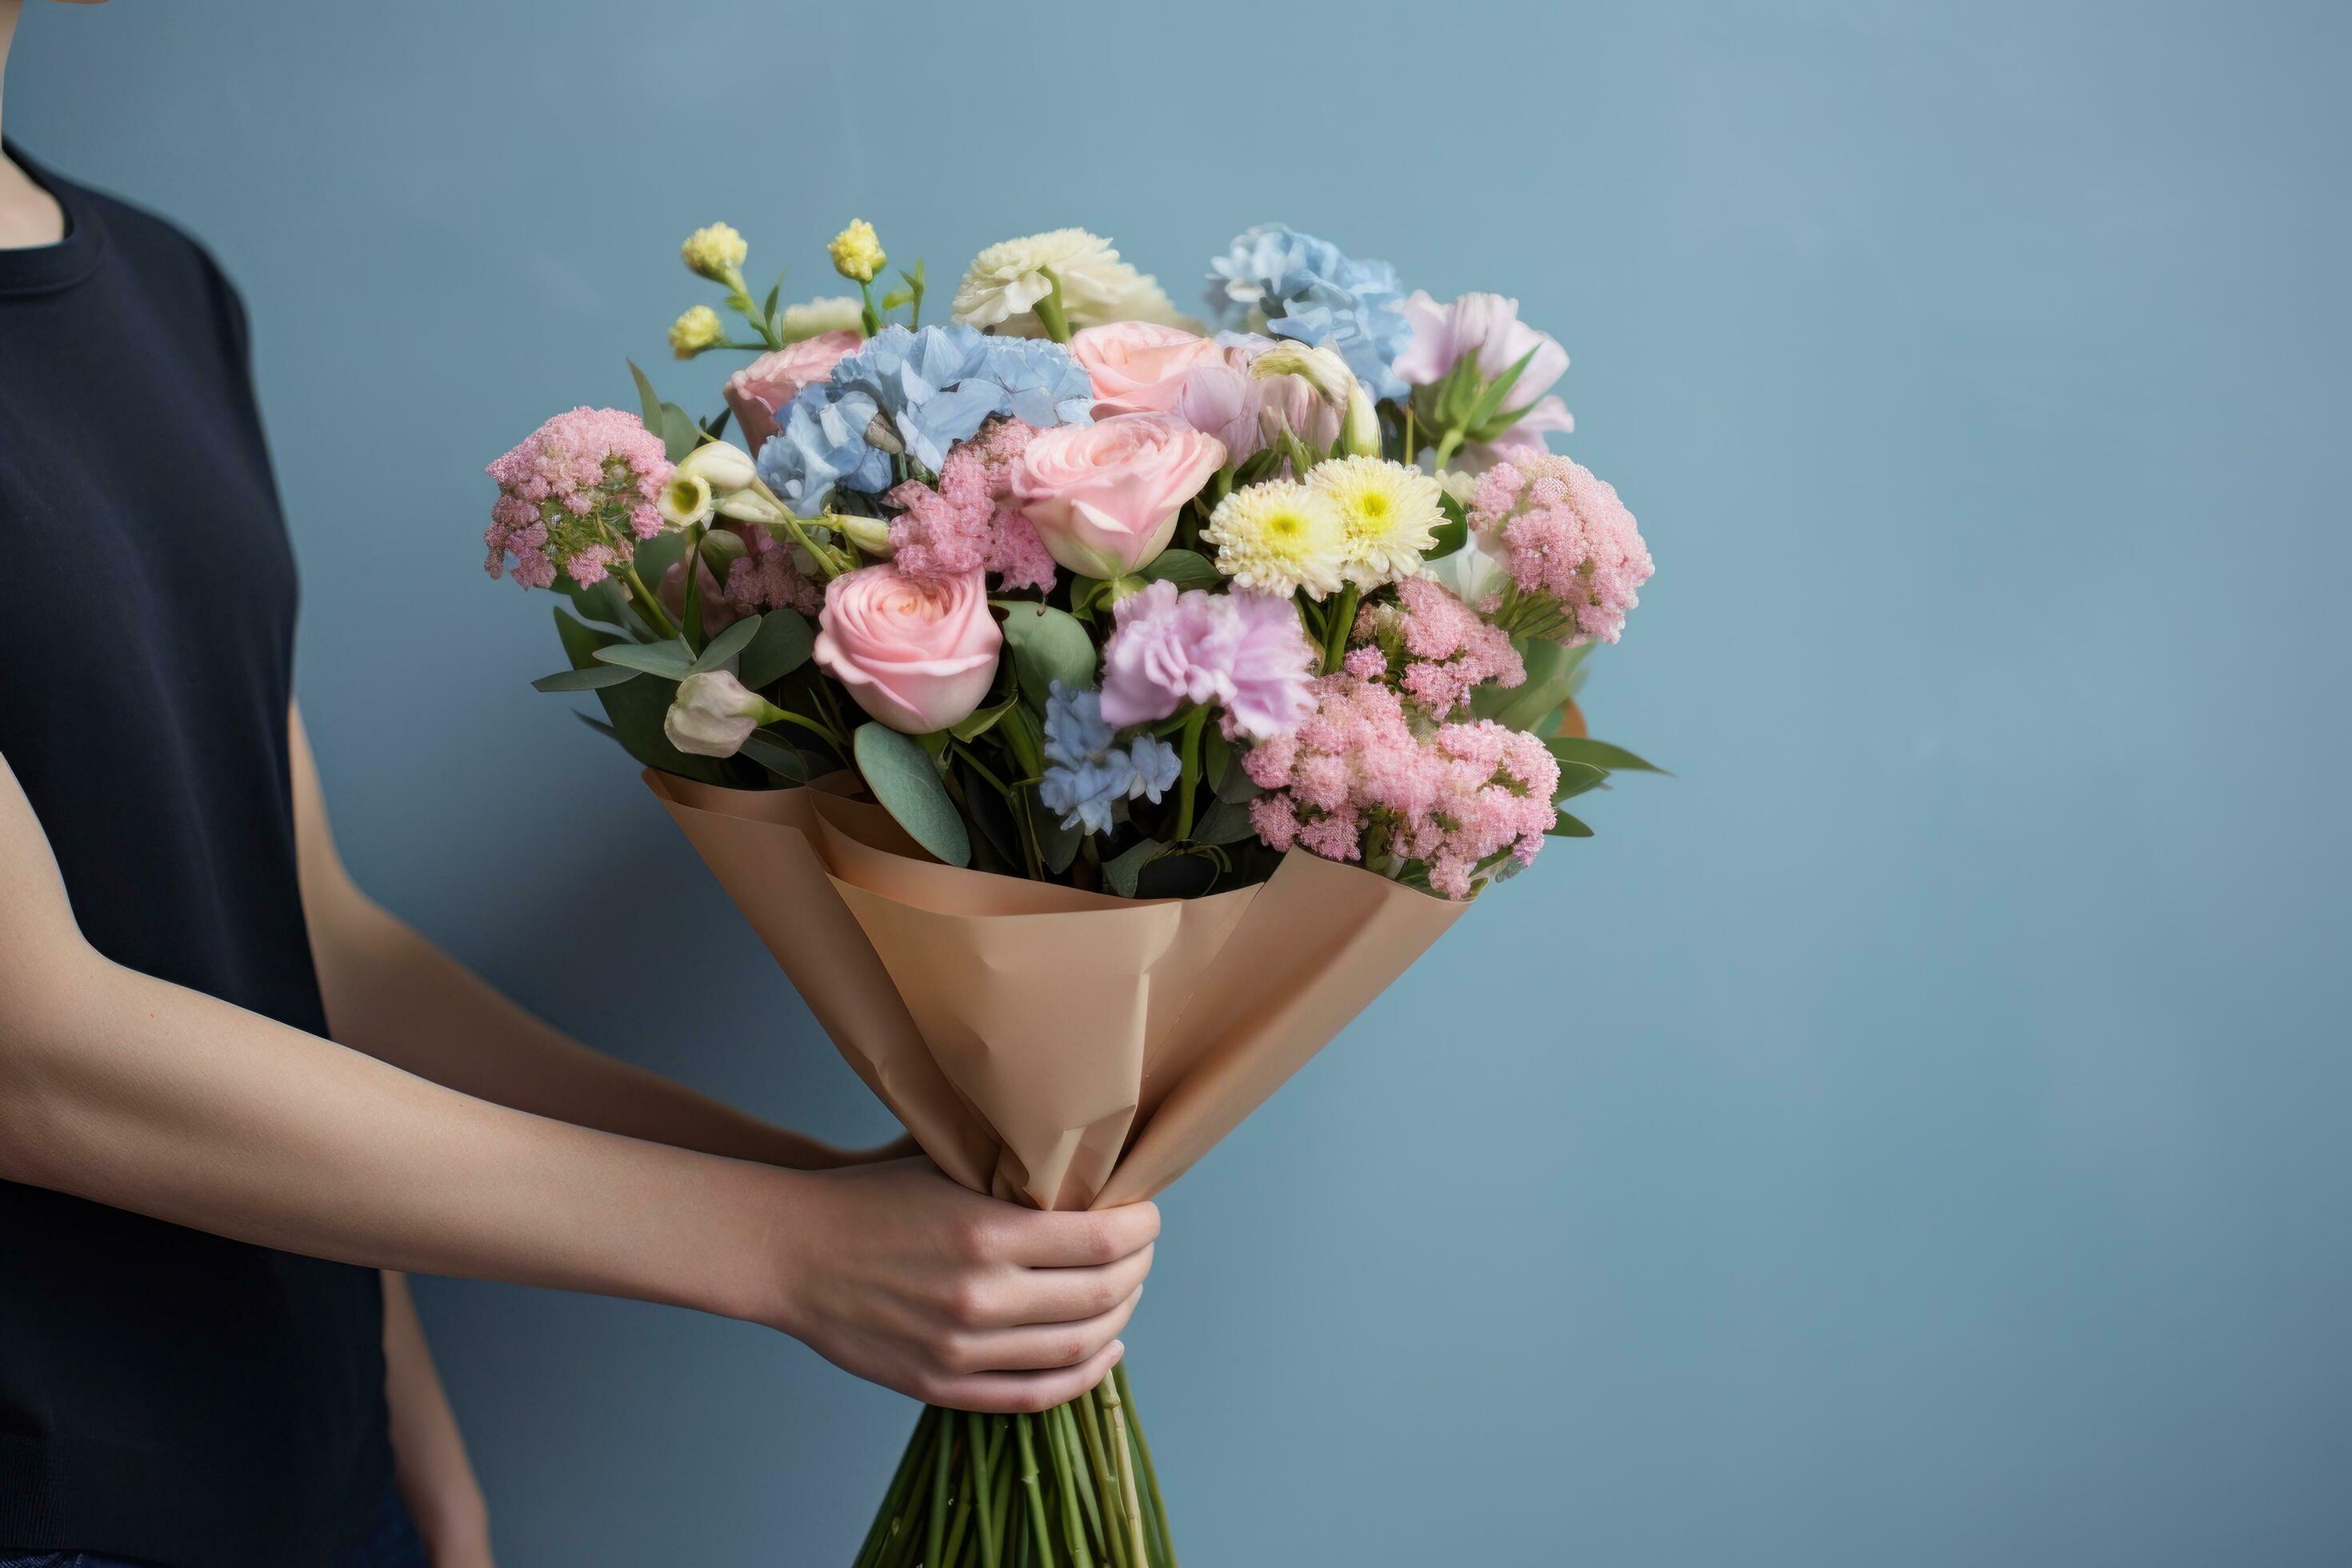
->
951;228;1194;336
1202;480;1350;600
779;295;866;341
1307;456;1443;587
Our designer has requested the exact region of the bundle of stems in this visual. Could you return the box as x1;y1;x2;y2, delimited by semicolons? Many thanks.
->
852;1363;1175;1568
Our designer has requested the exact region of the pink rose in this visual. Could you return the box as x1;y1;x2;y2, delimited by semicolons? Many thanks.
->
1010;413;1226;579
724;331;862;454
1070;322;1226;415
813;565;1002;734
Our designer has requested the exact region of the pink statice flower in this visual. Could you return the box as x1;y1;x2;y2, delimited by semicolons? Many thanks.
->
1466;454;1653;645
1352;575;1526;717
659;522;822;631
1243;672;1561;899
484;406;672;590
886;418;1057;591
1098;578;1316;739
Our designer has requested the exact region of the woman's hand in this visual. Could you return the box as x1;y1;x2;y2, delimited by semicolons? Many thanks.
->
759;1158;1157;1412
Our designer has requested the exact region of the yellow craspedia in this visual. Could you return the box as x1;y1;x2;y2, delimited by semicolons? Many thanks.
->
1306;456;1444;588
668;304;723;358
829;219;886;284
680;222;748;282
1202;480;1350;600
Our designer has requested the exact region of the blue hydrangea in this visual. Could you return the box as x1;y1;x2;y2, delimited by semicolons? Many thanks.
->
1038;682;1182;836
1205;224;1412;401
754;324;1095;513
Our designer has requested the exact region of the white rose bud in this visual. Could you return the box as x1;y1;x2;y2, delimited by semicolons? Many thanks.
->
1250;341;1358;406
830;513;894;556
663;670;786;758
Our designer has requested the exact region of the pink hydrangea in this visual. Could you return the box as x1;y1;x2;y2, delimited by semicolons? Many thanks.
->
1466;454;1652;645
886;418;1057;591
484;406;672;590
1352;575;1526;717
1243;672;1560;900
1098;578;1316;739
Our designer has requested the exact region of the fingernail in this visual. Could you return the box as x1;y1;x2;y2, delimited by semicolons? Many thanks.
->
1110;1339;1126;1359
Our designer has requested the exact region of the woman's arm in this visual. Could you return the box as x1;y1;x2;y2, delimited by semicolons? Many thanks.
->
290;706;868;1170
0;751;1154;1411
382;1270;494;1567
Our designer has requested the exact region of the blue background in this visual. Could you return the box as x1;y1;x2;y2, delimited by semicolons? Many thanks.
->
12;0;2349;1561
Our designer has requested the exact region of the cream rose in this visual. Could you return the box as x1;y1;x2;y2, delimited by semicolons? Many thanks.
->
1069;322;1225;415
812;565;1002;734
1009;413;1227;580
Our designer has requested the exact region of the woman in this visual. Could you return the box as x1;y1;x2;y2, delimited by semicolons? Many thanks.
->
0;4;1159;1564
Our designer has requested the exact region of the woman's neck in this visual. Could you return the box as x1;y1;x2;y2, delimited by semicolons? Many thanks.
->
0;2;69;253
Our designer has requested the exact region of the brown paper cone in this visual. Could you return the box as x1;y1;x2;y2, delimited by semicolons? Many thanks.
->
647;772;1464;1211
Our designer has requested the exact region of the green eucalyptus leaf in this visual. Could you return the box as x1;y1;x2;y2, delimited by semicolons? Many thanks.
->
1038;809;1083;874
532;664;641;693
574;712;619;742
1102;837;1164;898
1191;795;1260;846
853;723;970;866
1548;810;1595;838
994;601;1097;711
1547;737;1670;775
554;607;733;783
950;698;1016;742
690;613;763;674
739;609;815;686
1138;549;1221;590
739;732;810;784
593;639;696;678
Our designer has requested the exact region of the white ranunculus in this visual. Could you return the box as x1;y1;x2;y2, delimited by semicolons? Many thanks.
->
663;670;778;758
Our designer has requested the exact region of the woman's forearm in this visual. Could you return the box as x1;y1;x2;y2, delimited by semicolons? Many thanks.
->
382;1270;493;1565
0;943;781;1323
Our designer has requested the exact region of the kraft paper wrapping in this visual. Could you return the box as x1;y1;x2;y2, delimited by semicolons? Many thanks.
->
646;771;1465;1212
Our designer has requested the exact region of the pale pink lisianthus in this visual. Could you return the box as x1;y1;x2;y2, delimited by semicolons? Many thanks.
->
1394;291;1573;442
724;330;862;454
1070;321;1226;415
1098;578;1317;739
813;565;1002;734
1010;412;1226;580
1168;334;1338;466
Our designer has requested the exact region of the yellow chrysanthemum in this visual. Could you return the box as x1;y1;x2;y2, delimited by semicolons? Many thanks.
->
1307;456;1444;587
829;220;886;284
680;222;747;283
668;304;723;358
1202;481;1350;600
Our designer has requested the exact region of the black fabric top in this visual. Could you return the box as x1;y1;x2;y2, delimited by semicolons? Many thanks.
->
0;145;390;1566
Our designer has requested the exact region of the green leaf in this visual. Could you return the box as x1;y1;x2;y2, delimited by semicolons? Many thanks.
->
554;607;734;784
1426;494;1468;560
593;639;696;678
1548;810;1594;838
994;601;1096;711
1102;837;1164;898
1551;759;1610;801
1462;346;1542;436
627;359;664;432
1138;850;1218;899
1202;726;1232;794
1038;807;1082;874
551;574;630;630
574;712;618;742
738;609;815;687
658;402;701;463
702;406;733;442
762;270;784;322
1190;795;1260;846
950;698;1016;742
853;723;970;866
1138;549;1222;590
690;613;763;674
1547;737;1670;775
739;732;810;784
532;664;641;693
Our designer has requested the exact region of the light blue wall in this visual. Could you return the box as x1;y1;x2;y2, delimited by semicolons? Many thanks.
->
13;0;2349;1561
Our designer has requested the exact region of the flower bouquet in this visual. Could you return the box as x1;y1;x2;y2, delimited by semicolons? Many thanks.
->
482;218;1657;1565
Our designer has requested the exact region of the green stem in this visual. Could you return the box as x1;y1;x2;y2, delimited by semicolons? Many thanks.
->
681;522;710;654
1076;1390;1131;1568
1431;423;1466;468
762;708;845;751
1044;1402;1097;1568
967;1412;1002;1568
859;1407;938;1568
1321;583;1361;675
1172;707;1210;842
1034;267;1073;343
1016;1415;1058;1568
859;278;882;338
1113;1365;1174;1568
617;559;678;642
1094;1378;1150;1568
926;1411;956;1568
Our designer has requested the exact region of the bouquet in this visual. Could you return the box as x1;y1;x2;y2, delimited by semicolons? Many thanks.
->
482;218;1657;1564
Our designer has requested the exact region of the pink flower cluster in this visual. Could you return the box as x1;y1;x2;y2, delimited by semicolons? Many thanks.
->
1467;454;1653;645
886;418;1058;591
1349;575;1526;717
484;406;671;590
1098;579;1316;738
1243;673;1562;900
664;523;823;631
